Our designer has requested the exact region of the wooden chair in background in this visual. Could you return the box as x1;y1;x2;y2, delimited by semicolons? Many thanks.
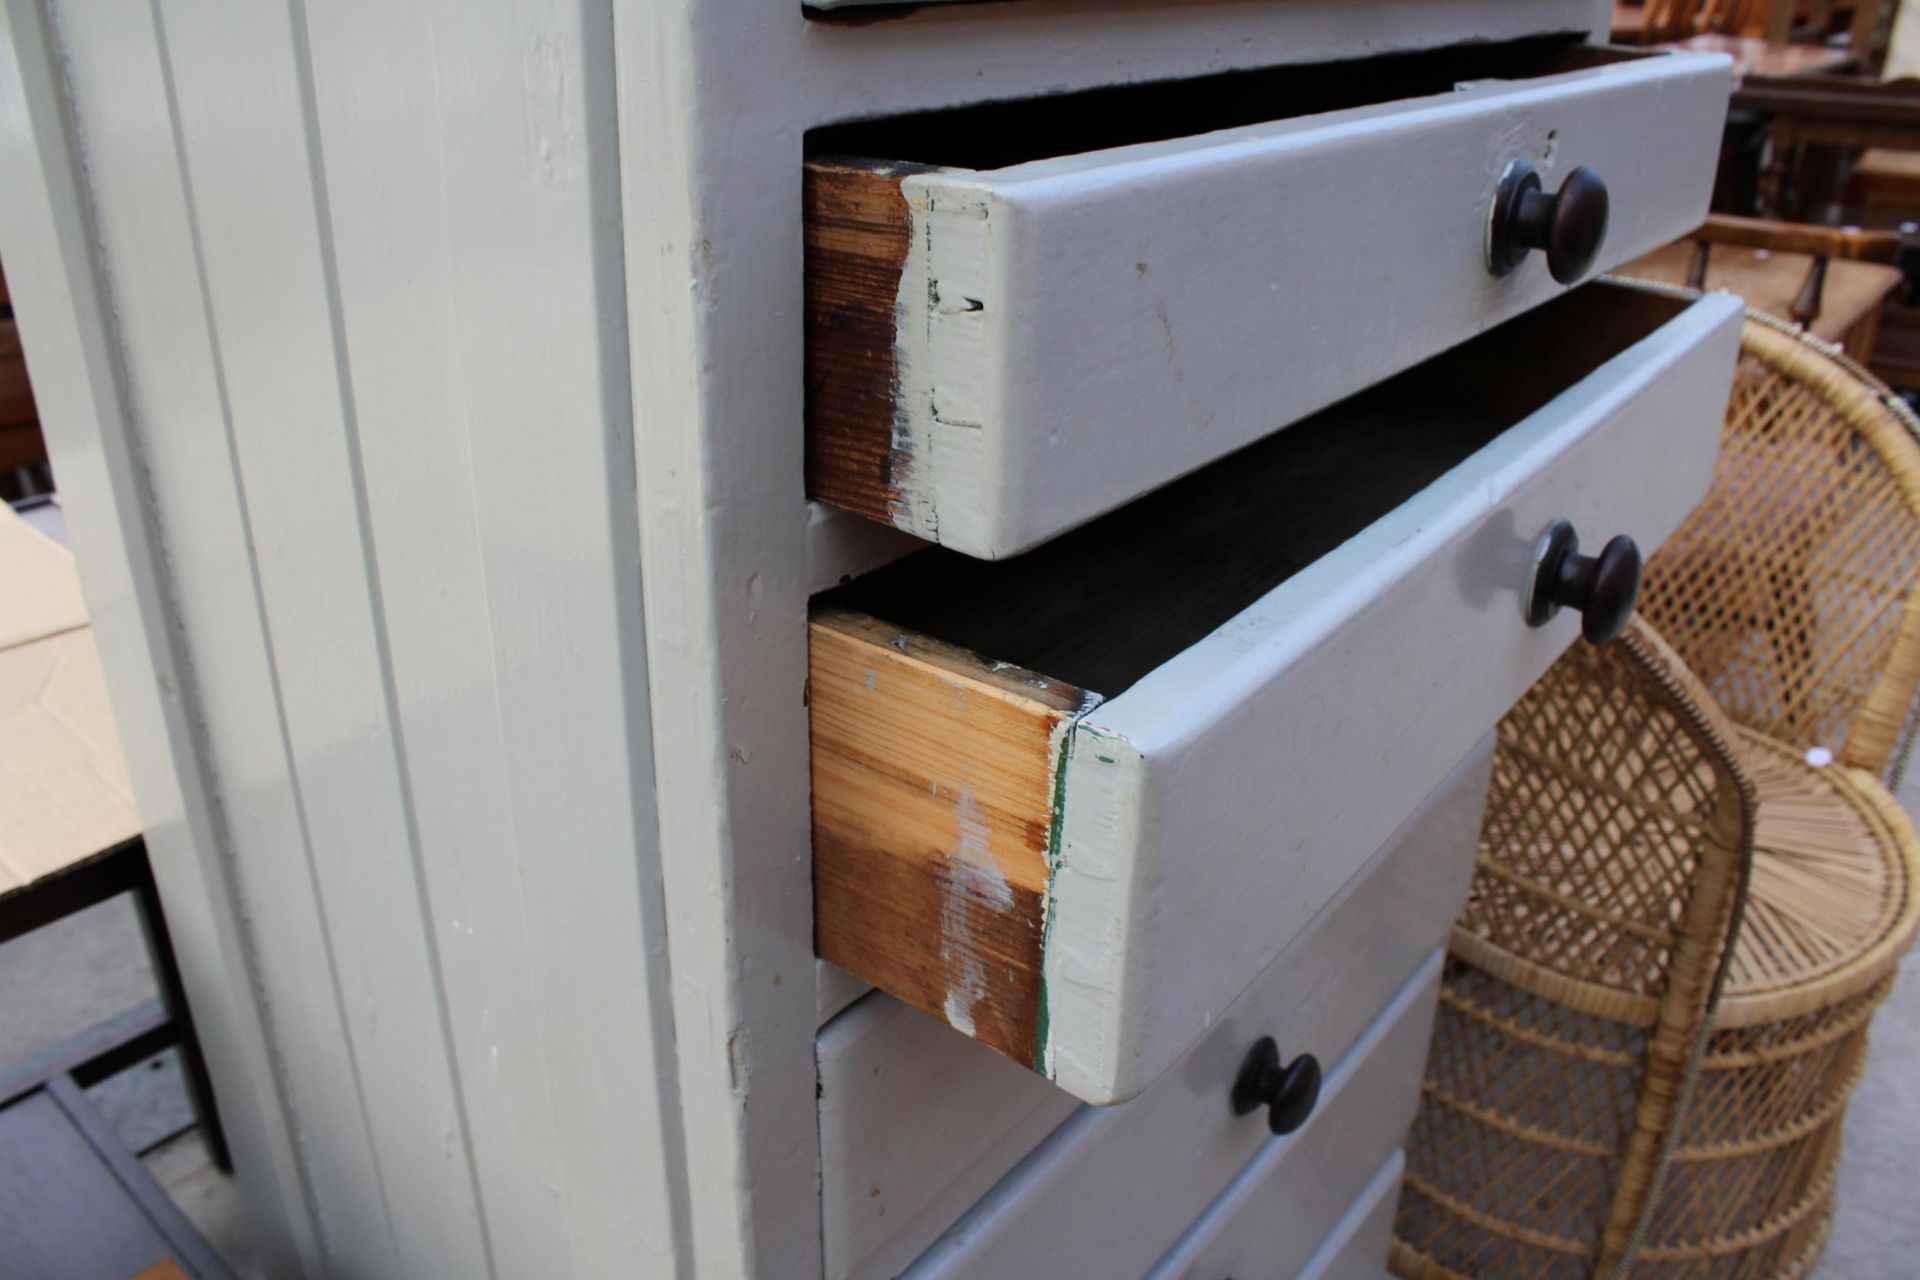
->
1615;215;1904;355
1617;0;1890;66
1738;73;1920;220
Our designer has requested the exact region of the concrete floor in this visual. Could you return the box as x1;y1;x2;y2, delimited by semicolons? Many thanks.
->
1814;748;1920;1280
0;792;1916;1279
0;898;265;1279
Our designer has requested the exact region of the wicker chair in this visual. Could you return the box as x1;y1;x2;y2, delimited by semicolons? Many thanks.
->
1391;620;1920;1280
1391;621;1754;1280
1638;315;1920;789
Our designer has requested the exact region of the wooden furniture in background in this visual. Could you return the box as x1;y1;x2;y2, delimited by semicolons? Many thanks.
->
1615;214;1904;353
1843;143;1920;215
0;259;46;477
1619;0;1891;67
1662;30;1859;78
1736;73;1920;219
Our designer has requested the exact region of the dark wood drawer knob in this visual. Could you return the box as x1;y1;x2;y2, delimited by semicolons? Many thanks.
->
1231;1037;1321;1136
1488;159;1610;284
1526;519;1642;645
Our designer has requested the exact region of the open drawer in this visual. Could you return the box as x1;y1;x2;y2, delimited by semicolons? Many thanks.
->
805;39;1730;558
810;282;1742;1104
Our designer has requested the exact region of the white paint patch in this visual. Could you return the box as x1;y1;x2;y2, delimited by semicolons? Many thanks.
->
938;790;1012;1039
890;178;998;552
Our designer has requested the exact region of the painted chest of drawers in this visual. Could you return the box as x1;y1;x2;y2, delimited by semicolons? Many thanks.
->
0;1;1737;1277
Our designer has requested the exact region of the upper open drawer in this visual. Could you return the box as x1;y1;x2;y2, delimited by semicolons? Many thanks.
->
811;283;1743;1104
805;40;1731;558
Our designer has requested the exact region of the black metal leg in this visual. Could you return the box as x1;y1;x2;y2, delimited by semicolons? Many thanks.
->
130;843;232;1173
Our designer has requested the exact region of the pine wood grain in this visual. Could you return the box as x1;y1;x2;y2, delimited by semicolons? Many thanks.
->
804;159;920;527
810;607;1091;1065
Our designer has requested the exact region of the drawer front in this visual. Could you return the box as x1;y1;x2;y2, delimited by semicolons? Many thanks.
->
1298;1152;1404;1280
819;740;1487;1280
806;47;1729;558
907;951;1444;1278
1159;1149;1406;1280
813;285;1743;1104
1044;290;1741;1101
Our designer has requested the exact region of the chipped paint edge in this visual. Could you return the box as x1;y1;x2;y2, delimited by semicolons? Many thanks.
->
1035;714;1149;1100
1031;690;1105;1072
889;174;1001;556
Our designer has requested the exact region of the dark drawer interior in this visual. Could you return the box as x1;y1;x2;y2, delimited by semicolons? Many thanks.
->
821;281;1688;698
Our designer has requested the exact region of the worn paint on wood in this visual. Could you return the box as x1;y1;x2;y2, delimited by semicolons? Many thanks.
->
805;159;921;528
820;738;1490;1280
0;0;1678;1271
802;43;1731;558
810;607;1095;1063
812;286;1744;1105
909;953;1446;1279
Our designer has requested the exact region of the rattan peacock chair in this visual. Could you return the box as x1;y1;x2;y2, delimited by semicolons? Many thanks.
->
1390;620;1754;1280
1637;312;1920;790
1390;618;1920;1280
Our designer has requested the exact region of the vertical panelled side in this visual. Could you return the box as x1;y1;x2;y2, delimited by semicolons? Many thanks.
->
301;1;687;1273
50;0;424;1272
805;159;918;527
0;2;324;1272
137;1;491;1274
613;5;827;1271
810;608;1090;1064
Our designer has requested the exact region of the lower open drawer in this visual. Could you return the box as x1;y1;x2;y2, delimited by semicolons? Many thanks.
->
811;281;1742;1104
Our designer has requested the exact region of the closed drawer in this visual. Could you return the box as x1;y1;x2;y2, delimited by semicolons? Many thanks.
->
805;41;1729;558
1157;1149;1406;1280
811;282;1742;1104
1298;1153;1406;1280
908;951;1444;1278
819;737;1491;1280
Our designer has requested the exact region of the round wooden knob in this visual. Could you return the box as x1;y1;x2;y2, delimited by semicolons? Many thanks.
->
1488;160;1610;284
1230;1037;1322;1136
1526;519;1642;645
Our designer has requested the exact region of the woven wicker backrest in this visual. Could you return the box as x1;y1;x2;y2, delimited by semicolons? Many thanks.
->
1639;316;1920;785
1453;623;1751;1012
1400;621;1754;1279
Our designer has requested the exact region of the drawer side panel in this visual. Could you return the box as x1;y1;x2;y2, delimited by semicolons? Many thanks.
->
805;161;918;528
810;608;1092;1061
